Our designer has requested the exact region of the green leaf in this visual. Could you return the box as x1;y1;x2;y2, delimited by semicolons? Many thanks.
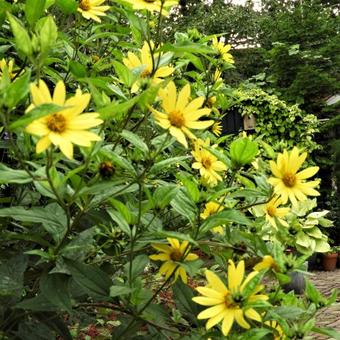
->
124;255;149;283
0;254;27;297
109;199;132;224
201;209;252;233
110;285;133;297
64;259;111;299
150;156;189;174
16;293;61;312
180;176;200;203
170;189;197;223
7;13;33;57
107;209;131;236
173;280;200;325
154;231;198;246
10;103;62;130
0;204;67;244
112;60;135;87
25;0;46;26
37;16;58;57
4;69;31;109
230;137;258;168
40;274;72;312
69;60;87;78
121;129;149;154
153;185;179;209
55;0;77;13
99;96;139;120
59;227;96;260
0;163;33;184
270;306;305;320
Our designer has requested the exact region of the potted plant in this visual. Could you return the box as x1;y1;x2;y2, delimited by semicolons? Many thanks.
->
322;247;338;271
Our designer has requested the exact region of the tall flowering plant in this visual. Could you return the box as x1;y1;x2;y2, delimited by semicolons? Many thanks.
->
0;1;337;339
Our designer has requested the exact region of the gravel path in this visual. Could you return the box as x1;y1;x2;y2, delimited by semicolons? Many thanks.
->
310;270;340;339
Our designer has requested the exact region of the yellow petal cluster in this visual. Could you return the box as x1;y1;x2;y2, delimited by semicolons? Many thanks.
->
25;80;103;159
0;59;16;80
263;196;290;228
267;147;320;206
193;260;268;336
122;0;178;16
201;201;224;234
150;81;213;148
77;0;110;23
254;255;278;272
192;138;227;186
264;320;285;339
212;36;234;64
149;238;198;283
123;41;174;93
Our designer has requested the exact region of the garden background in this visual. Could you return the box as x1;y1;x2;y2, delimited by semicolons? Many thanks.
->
0;0;339;339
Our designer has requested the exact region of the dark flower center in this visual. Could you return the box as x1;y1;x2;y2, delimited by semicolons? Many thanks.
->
170;250;182;261
79;0;91;11
169;110;185;128
46;113;67;133
282;172;296;187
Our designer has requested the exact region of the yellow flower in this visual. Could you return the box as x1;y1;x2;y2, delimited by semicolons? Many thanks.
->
254;255;278;272
25;80;103;159
0;59;16;80
77;0;110;23
192;139;227;186
267;147;320;206
122;0;178;16
123;41;174;93
264;320;285;339
213;68;223;83
150;81;213;148
212;36;234;64
262;196;290;228
192;260;268;336
212;121;222;137
149;238;198;283
201;201;224;234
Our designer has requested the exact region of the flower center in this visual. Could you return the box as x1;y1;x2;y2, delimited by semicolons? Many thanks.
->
282;172;296;187
170;250;182;262
79;0;91;11
266;205;276;217
140;68;151;78
168;110;185;128
201;156;212;169
46;113;67;133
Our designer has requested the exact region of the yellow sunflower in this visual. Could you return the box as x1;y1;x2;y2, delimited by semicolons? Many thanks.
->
121;0;178;16
201;201;224;234
192;139;227;186
0;59;16;80
212;121;222;137
262;196;290;229
77;0;110;23
149;238;198;283
264;320;285;339
150;81;213;148
123;41;174;93
212;36;234;64
267;147;320;206
254;255;279;272
25;80;103;159
193;260;268;336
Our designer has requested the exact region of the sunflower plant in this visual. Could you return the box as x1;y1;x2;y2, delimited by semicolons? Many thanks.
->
0;1;338;339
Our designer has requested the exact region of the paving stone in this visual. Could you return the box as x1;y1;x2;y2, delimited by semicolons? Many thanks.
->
309;270;340;339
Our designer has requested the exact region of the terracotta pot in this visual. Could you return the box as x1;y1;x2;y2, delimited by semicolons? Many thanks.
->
322;253;338;271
